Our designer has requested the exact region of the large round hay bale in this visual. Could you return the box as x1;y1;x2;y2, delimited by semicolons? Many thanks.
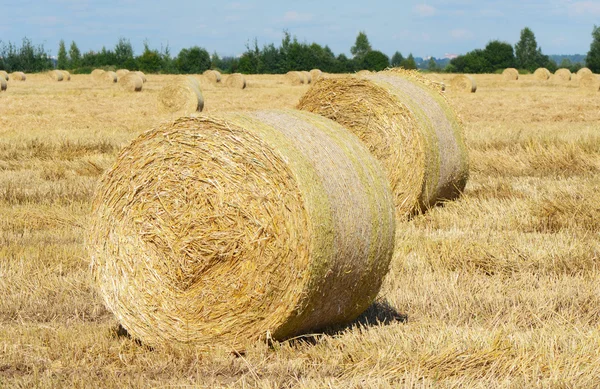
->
554;68;572;82
118;73;143;92
10;72;26;81
533;68;551;81
134;71;147;83
577;67;593;78
60;70;71;81
285;71;304;85
309;69;322;82
157;76;204;115
48;70;64;81
301;71;312;84
224;73;246;89
579;73;600;91
450;74;477;93
88;109;395;350
203;69;222;83
0;70;8;81
298;69;469;218
502;68;519;81
91;69;106;82
0;78;6;91
116;69;130;78
104;71;118;83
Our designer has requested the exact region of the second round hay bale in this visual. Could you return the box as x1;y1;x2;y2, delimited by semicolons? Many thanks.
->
91;69;106;82
224;73;246;89
450;74;477;93
10;72;26;81
579;73;600;91
298;69;469;218
48;70;64;81
577;67;593;78
104;71;118;83
203;69;222;83
0;70;8;81
157;76;204;115
60;70;71;81
118;73;143;92
134;71;147;83
116;69;130;77
0;78;6;91
301;71;312;84
502;68;519;81
285;71;304;85
88;109;395;350
310;69;322;82
533;67;551;81
554;68;572;82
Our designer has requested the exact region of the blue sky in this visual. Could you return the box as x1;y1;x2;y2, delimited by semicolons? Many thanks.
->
1;0;599;59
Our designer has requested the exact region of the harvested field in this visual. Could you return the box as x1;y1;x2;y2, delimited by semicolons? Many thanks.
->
1;72;600;388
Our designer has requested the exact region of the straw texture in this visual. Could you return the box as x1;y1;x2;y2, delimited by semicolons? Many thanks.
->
224;73;246;89
203;70;222;83
157;76;204;115
88;109;395;350
533;68;551;81
298;69;469;218
48;70;64;81
0;70;8;81
10;72;26;81
502;68;519;81
450;74;477;93
118;73;143;92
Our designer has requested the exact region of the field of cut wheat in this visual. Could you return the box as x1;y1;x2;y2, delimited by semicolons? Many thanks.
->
1;72;599;388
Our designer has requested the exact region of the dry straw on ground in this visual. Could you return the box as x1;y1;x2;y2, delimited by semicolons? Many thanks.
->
554;68;572;82
578;73;600;91
0;70;8;80
10;72;26;81
118;73;143;92
298;68;469;218
157;76;204;115
203;69;222;83
224;73;246;89
116;69;130;77
285;71;305;85
450;74;477;93
134;71;147;83
0;77;6;91
104;71;118;83
534;67;551;80
60;70;71;81
48;70;64;81
310;69;322;82
301;71;312;84
88;109;395;350
502;68;519;81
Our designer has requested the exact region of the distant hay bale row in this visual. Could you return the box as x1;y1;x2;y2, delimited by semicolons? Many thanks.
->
450;74;477;93
533;68;551;81
0;78;6;91
88;110;395;350
157;76;204;115
298;68;469;219
554;68;571;82
116;69;129;77
0;70;7;81
286;71;313;86
502;68;519;81
224;73;246;89
579;73;600;91
10;72;26;81
203;69;222;83
118;73;143;92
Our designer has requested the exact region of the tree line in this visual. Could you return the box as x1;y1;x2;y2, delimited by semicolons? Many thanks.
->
2;26;600;74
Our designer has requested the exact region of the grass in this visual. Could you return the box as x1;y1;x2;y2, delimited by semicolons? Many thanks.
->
0;73;599;387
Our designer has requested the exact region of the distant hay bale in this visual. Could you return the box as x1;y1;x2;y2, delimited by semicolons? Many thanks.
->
134;71;147;83
48;70;64;81
533;68;551;81
0;78;6;91
578;73;600;91
224;73;246;89
502;68;519;81
60;70;71;81
301;71;312;84
450;74;477;93
298;68;469;218
10;72;26;81
309;69;322;82
577;67;593;78
157;76;204;115
91;69;106;82
118;73;143;92
0;70;7;81
203;69;222;83
285;71;304;85
88;109;395;350
104;71;118;83
116;69;130;77
554;68;572;82
424;74;446;91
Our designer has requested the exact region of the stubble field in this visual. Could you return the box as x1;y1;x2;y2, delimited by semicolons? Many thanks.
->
0;72;599;388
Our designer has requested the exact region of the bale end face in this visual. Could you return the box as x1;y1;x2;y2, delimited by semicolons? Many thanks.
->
450;74;477;93
157;76;204;115
118;73;144;92
224;73;246;89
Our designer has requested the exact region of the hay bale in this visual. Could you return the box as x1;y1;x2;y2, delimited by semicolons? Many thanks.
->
104;71;118;83
309;69;322;82
91;69;106;82
157;76;204;115
10;72;26;81
450;74;477;93
0;70;8;81
554;68;572;82
118;73;143;92
60;70;71;81
424;74;446;91
298;69;469;218
579;73;600;91
48;70;64;81
0;78;6;91
224;73;246;89
116;69;130;77
88;109;395;350
533;67;551;81
134;71;147;83
502;68;519;81
577;67;593;78
285;71;304;85
301;71;312;84
203;69;222;83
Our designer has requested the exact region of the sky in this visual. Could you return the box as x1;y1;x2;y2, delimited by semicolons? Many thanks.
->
1;0;599;59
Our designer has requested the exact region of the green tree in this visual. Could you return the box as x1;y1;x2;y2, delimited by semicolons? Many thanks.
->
515;27;540;71
176;46;211;74
586;25;600;73
137;42;162;73
69;41;81;68
350;31;372;59
400;53;417;70
361;50;389;71
427;57;439;71
391;51;404;67
483;40;515;71
114;37;135;68
57;40;68;69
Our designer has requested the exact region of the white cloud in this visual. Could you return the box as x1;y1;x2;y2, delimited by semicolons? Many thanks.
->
283;11;313;22
413;4;436;17
450;28;473;40
569;1;600;16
